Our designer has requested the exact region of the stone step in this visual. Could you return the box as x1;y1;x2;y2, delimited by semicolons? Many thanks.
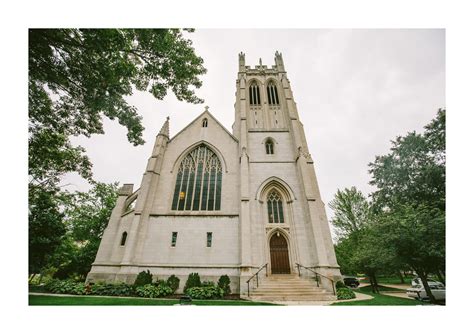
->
250;291;328;296
248;275;336;302
250;295;336;301
252;288;328;294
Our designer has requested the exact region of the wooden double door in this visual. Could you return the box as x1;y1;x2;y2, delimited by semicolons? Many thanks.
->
270;233;291;274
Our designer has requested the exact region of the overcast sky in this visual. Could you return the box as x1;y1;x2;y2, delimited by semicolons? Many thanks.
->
63;29;445;225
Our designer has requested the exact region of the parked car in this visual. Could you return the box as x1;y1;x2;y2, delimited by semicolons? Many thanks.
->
411;277;443;287
406;280;445;301
343;276;360;288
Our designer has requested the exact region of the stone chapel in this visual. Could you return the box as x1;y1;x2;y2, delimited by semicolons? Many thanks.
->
87;52;341;300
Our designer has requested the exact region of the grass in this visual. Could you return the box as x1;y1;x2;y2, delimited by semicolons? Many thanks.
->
29;294;277;306
333;285;427;306
375;276;414;285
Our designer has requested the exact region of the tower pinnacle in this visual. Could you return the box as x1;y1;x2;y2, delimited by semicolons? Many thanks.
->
158;116;170;138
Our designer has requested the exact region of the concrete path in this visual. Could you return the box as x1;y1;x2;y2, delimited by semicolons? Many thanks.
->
263;291;373;306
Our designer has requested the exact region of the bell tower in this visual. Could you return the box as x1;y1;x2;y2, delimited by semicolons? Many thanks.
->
234;52;341;293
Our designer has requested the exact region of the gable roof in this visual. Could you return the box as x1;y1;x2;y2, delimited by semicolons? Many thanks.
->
168;109;239;143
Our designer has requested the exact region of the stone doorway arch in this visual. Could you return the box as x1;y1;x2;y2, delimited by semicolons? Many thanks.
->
269;232;291;274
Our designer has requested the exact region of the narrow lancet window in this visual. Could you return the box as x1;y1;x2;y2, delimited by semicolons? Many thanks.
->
120;232;128;246
267;191;284;224
171;232;178;247
265;140;274;154
267;81;280;105
202;118;208;127
207;232;213;247
171;144;222;211
249;82;261;106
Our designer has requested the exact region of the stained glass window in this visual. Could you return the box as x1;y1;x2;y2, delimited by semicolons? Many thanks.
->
267;190;284;223
172;144;222;211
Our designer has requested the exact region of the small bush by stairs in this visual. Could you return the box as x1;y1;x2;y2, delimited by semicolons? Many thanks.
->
247;274;336;302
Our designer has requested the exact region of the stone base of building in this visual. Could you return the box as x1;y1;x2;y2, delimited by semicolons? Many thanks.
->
86;263;242;294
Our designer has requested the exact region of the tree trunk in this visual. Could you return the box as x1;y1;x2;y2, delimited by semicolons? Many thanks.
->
436;269;445;285
398;271;405;284
368;275;376;293
372;274;380;294
418;271;437;304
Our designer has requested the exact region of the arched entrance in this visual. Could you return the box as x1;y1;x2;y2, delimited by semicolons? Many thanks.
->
270;233;290;274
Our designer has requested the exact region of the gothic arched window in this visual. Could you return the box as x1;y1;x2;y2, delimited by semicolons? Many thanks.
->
249;81;261;106
202;118;208;127
267;81;280;105
265;139;274;155
171;144;222;211
267;190;284;224
120;232;128;246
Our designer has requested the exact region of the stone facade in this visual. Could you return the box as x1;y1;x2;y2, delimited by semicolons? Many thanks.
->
87;52;341;295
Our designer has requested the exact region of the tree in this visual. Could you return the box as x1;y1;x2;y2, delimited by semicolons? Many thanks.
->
29;186;66;277
368;108;446;303
28;29;206;277
52;182;119;279
377;204;445;303
369;108;445;211
29;29;206;189
329;187;371;240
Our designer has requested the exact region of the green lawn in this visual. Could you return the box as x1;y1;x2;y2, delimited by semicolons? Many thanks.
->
29;294;277;306
333;285;427;306
375;276;414;285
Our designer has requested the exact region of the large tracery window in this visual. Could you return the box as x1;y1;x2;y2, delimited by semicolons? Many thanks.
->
267;81;280;105
171;144;222;211
249;82;261;105
267;190;284;224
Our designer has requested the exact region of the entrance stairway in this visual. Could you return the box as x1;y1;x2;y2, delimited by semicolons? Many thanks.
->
248;274;336;302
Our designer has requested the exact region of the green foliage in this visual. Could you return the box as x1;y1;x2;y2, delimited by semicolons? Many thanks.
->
376;204;445;278
29;186;66;275
166;275;180;293
47;182;119;280
336;287;356;300
90;282;135;296
184;272;201;292
335;280;345;289
135;284;173;298
201;281;215;287
329;187;371;240
186;286;224;300
45;279;86;295
29;29;206;191
369;108;445;211
134;270;153;286
218;275;231;295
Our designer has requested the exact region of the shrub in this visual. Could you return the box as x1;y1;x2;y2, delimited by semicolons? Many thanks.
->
90;282;134;296
167;275;180;293
201;281;215;287
44;279;86;295
218;275;231;296
186;286;224;300
335;280;345;289
184;273;201;293
135;283;173;298
337;287;356;300
134;270;153;286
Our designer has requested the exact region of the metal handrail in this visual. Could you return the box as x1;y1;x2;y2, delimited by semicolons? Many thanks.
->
295;263;336;295
246;263;268;297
